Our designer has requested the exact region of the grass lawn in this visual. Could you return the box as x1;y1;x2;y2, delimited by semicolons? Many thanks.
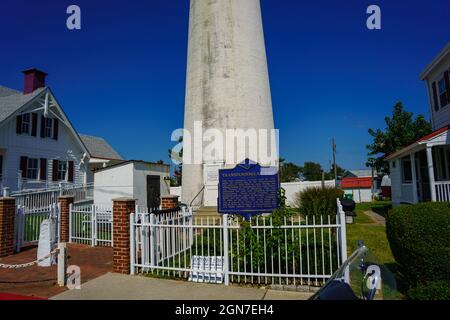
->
346;201;404;299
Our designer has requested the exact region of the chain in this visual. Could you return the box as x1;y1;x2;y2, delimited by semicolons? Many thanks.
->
0;248;60;269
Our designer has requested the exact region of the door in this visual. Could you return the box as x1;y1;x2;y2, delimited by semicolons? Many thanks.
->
146;175;161;210
416;150;431;202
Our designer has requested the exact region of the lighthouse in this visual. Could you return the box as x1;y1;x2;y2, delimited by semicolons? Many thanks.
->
182;0;276;207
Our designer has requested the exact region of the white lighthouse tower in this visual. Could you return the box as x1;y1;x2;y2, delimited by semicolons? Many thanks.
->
182;0;275;207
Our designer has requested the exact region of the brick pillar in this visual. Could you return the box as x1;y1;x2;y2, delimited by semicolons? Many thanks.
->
58;196;74;243
113;198;135;274
161;195;179;210
0;197;16;257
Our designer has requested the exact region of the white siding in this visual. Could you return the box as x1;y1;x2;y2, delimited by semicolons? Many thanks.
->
389;160;401;205
0;98;86;192
343;188;372;203
93;163;134;206
132;162;170;208
426;58;450;131
93;162;170;208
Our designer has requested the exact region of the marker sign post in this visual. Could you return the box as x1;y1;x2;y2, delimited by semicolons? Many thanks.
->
218;159;279;220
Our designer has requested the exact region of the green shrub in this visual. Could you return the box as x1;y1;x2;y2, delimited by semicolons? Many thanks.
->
386;202;450;299
295;187;344;220
407;281;450;300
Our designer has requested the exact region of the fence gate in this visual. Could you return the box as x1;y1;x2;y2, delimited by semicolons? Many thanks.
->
15;203;60;252
131;202;348;287
69;204;113;247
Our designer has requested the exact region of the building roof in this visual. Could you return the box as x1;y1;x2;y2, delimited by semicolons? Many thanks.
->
420;42;450;80
93;160;170;173
342;177;373;189
0;85;46;123
79;134;124;161
344;170;373;178
386;125;450;160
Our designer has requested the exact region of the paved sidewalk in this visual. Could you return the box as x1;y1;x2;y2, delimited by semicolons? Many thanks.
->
52;273;313;300
0;244;112;299
364;210;386;226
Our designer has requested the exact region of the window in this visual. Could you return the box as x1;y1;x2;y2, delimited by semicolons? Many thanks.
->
391;161;396;169
21;113;30;135
44;118;53;138
57;161;67;181
26;158;38;180
438;77;448;108
401;157;412;183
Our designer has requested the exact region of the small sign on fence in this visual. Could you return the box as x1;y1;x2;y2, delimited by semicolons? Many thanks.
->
218;159;279;220
188;256;224;284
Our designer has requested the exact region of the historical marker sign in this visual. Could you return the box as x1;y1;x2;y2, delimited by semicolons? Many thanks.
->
218;159;279;219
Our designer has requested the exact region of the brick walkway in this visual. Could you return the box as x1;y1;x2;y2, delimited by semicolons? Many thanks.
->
0;244;112;299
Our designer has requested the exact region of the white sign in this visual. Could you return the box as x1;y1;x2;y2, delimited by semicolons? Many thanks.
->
188;256;224;284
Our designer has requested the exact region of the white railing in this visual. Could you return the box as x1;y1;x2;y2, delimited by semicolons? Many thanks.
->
435;181;450;202
10;183;94;209
131;200;347;287
15;203;60;252
69;204;113;247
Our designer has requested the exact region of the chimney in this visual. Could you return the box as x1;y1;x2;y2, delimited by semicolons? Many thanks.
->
22;68;48;94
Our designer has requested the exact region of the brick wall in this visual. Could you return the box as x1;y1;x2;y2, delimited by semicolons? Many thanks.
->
112;198;135;274
58;196;74;243
161;195;179;210
0;197;16;257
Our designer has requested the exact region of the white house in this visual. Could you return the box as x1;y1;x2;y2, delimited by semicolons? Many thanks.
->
93;160;171;208
387;42;450;206
0;68;122;193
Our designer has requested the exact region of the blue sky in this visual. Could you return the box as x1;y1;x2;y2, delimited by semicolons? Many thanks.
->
1;0;449;172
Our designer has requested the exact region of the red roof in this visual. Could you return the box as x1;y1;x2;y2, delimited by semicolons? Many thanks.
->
385;125;450;159
342;177;372;189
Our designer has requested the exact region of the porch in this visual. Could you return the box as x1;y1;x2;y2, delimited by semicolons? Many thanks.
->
389;126;450;204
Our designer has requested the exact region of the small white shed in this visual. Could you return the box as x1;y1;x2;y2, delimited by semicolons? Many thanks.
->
93;160;171;208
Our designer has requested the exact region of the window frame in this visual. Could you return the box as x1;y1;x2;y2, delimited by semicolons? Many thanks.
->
44;118;53;138
438;77;448;108
401;157;413;184
21;113;31;135
57;161;67;181
26;158;39;180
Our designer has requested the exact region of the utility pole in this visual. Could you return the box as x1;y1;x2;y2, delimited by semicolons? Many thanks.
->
332;137;338;187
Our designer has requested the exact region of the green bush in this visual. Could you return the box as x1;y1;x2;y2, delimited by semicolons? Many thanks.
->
386;202;450;299
407;281;450;300
295;187;344;219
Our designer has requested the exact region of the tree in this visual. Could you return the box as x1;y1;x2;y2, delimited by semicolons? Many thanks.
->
366;102;431;174
279;158;302;182
329;164;346;180
302;162;324;181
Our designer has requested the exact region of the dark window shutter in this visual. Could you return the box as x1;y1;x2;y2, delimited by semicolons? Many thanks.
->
52;160;58;181
432;81;439;111
40;115;46;138
16;115;22;134
53;118;59;140
40;158;47;180
445;70;450;103
68;161;74;182
20;156;28;178
31;113;38;137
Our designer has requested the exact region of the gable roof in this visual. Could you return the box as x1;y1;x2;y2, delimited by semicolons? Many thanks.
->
344;169;373;178
79;134;124;161
0;85;46;124
420;42;450;80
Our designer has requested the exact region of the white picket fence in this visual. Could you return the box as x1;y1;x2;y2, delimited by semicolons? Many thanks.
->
131;200;348;287
15;203;60;252
69;204;113;247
